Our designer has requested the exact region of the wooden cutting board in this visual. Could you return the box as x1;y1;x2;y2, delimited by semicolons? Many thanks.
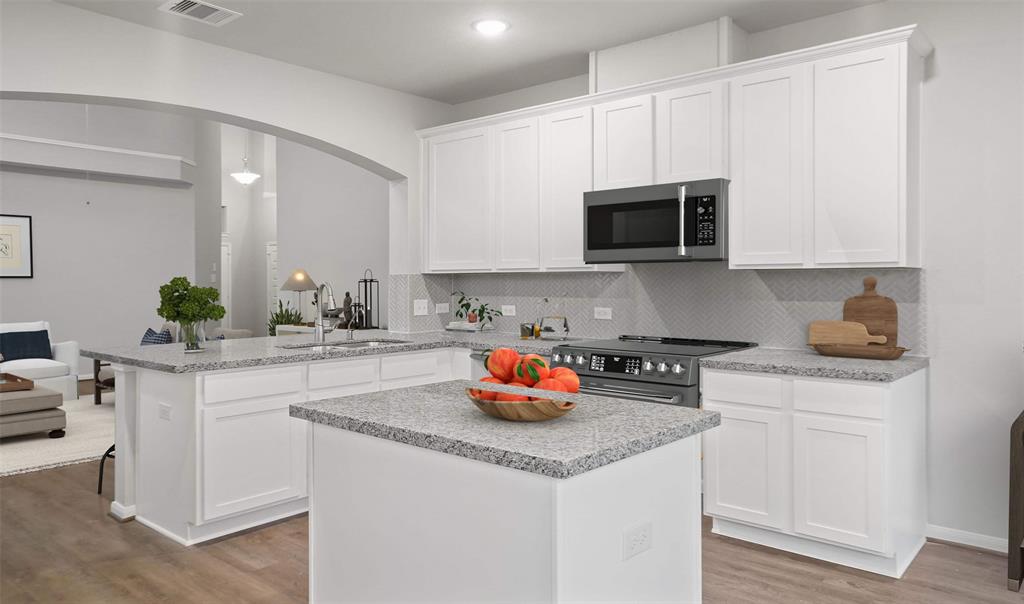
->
808;321;888;346
843;276;898;347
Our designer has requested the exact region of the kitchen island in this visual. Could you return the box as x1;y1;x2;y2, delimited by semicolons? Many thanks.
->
291;379;719;604
81;330;562;544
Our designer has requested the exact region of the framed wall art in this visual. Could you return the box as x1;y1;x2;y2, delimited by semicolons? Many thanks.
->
0;214;33;278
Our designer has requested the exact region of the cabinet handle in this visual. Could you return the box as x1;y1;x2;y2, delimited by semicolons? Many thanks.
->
678;184;688;257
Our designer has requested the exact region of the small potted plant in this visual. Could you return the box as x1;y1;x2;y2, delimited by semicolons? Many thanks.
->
158;276;226;352
453;292;502;330
268;299;304;336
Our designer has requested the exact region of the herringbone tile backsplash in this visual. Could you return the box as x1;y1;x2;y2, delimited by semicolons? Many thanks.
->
389;265;925;353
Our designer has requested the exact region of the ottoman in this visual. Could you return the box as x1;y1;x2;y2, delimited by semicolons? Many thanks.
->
0;386;66;438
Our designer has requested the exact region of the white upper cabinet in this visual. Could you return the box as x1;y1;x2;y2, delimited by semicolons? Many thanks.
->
419;26;929;273
540;107;595;270
494;118;540;270
655;82;726;183
813;45;902;265
593;95;654;190
729;65;809;267
426;127;492;271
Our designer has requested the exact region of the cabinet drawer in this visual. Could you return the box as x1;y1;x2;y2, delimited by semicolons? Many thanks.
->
794;379;886;419
308;357;380;397
203;366;303;404
702;371;782;408
380;350;451;389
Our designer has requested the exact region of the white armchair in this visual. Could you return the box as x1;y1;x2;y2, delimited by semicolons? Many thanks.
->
0;321;79;401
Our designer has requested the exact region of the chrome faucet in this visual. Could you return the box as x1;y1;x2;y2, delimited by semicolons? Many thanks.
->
313;282;334;344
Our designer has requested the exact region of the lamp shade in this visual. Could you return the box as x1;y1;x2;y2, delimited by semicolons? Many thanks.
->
281;269;317;292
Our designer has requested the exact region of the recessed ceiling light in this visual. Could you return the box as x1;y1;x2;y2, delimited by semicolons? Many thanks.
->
473;19;509;36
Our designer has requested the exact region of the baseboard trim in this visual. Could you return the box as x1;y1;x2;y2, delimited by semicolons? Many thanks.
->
109;501;136;521
926;524;1007;554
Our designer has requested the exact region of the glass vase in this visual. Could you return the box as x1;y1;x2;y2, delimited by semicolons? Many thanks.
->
179;321;206;353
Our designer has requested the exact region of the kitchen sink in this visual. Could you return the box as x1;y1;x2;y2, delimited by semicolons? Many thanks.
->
278;339;411;351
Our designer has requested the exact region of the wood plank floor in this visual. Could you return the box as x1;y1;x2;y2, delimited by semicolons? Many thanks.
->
1;461;1018;603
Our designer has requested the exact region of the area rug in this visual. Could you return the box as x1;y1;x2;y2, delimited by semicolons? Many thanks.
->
0;392;115;476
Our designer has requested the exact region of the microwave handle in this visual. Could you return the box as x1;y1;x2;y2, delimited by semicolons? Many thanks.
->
678;184;689;257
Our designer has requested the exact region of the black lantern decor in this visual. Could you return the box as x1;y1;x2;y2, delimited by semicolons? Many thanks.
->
358;268;380;329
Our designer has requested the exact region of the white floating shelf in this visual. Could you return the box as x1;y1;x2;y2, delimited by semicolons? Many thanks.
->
0;133;195;186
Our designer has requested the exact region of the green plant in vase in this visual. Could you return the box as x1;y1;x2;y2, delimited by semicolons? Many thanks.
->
268;299;305;336
453;291;502;328
157;276;226;352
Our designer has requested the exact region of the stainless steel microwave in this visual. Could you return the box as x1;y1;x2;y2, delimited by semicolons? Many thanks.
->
583;178;729;264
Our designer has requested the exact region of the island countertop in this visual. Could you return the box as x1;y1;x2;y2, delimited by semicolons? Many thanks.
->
290;380;720;479
81;329;573;373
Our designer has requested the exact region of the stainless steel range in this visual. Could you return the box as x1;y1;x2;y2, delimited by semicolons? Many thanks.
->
550;335;756;407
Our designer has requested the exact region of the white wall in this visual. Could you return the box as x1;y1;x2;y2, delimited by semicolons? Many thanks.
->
193;120;222;308
220;125;277;335
745;1;1024;548
449;75;589;122
0;0;452;277
0;100;198;374
277;139;389;329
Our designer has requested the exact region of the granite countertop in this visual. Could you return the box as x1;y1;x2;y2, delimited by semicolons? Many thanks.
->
81;329;573;374
290;379;719;479
699;347;929;382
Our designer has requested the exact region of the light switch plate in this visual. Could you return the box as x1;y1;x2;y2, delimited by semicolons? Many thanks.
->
435;302;450;314
413;299;429;316
501;305;516;317
594;307;613;320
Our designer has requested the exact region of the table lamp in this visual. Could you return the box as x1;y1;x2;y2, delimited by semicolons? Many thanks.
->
281;269;317;323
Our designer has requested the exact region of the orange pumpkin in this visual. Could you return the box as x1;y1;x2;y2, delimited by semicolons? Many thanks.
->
486;347;521;382
469;376;505;401
531;378;568;401
548;367;581;393
515;354;550;386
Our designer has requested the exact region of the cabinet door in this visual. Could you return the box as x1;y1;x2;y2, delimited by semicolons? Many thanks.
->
729;65;808;267
426;128;492;271
813;46;901;265
793;413;886;552
202;398;307;521
703;401;787;529
593;95;654;190
494;118;540;269
655;82;726;183
540;107;594;269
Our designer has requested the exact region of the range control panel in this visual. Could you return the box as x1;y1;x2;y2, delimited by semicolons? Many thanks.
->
549;348;699;386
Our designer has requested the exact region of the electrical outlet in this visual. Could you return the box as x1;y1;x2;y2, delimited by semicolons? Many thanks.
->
622;522;653;560
413;299;429;316
158;403;172;421
501;305;516;317
435;302;450;314
594;307;613;320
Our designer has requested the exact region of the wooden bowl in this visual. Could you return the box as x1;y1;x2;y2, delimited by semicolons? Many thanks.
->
466;390;576;422
811;344;909;360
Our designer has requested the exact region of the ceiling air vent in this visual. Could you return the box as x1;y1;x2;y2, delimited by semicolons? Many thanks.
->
158;0;241;27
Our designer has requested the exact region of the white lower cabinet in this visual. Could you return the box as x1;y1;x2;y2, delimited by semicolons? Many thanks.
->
701;367;926;578
201;398;308;521
793;413;886;552
703;402;786;529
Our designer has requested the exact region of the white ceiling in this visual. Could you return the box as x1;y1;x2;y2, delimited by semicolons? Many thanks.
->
59;0;879;104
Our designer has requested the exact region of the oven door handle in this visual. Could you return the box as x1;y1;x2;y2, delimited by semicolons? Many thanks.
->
678;184;689;257
582;385;684;405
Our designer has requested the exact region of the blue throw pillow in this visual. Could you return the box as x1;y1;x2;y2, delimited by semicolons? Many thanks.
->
140;328;173;346
0;330;53;361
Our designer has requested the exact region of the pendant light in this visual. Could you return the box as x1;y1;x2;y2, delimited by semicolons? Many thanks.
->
230;131;261;185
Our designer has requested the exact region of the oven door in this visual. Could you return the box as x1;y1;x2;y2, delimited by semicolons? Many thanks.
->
579;376;699;408
583;179;728;263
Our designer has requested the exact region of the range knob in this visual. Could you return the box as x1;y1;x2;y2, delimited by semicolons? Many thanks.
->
671;363;685;375
643;360;654;372
562;354;574;365
575;355;587;366
656;362;668;373
552;352;562;363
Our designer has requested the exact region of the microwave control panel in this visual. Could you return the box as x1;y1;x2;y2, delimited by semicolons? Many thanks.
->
694;195;716;246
